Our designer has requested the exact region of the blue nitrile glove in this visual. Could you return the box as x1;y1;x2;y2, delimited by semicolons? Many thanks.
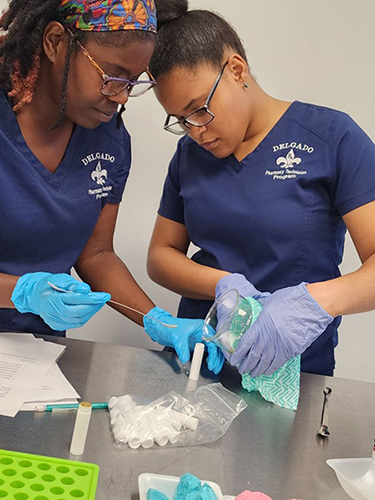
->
201;324;226;375
11;272;111;331
205;342;225;375
229;282;334;377
143;306;225;374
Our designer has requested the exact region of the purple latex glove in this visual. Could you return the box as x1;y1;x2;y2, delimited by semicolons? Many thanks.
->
229;283;334;377
216;274;270;303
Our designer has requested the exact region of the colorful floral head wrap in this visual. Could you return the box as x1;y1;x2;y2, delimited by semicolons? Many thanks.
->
56;0;157;33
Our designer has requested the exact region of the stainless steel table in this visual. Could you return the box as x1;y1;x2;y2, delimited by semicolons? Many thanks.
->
1;335;374;500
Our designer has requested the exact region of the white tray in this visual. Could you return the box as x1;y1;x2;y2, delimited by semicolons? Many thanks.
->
327;457;375;500
138;472;225;500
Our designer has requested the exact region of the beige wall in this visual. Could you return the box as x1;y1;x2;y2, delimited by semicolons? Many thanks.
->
1;0;374;382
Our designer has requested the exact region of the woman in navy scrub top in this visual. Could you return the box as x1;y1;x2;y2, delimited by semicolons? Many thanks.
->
147;0;375;377
0;0;224;373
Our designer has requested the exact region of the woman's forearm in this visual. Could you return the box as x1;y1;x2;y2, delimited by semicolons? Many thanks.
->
307;253;375;317
0;273;19;308
75;252;155;326
149;241;375;315
147;245;229;301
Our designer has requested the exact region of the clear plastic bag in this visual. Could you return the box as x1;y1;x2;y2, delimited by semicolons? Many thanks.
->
108;382;247;450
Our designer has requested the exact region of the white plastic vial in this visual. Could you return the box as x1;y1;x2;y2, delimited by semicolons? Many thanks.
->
70;402;92;456
189;343;205;381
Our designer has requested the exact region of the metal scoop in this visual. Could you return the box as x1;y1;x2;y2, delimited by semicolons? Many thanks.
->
317;386;332;437
47;282;177;328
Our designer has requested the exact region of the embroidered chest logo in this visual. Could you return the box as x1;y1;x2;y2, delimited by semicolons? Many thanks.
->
81;151;115;200
265;143;314;181
91;161;107;186
276;149;302;168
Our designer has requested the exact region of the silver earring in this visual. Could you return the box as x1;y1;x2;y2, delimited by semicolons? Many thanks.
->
243;82;249;89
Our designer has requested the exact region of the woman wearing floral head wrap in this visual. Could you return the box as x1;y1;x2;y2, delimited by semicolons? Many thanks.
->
0;0;223;372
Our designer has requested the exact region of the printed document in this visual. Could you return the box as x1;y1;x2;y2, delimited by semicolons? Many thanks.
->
0;334;65;417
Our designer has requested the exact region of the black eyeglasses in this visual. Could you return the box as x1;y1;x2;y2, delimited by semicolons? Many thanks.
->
163;61;229;135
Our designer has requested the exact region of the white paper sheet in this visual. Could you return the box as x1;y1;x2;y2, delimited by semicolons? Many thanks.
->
0;333;38;341
20;363;80;410
0;334;65;417
20;398;79;411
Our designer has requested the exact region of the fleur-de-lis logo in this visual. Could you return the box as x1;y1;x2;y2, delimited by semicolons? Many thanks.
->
91;161;107;186
276;149;302;168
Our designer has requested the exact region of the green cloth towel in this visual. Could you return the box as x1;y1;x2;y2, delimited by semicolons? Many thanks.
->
233;297;301;411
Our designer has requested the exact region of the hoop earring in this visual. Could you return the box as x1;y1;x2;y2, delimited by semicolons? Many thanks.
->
243;82;249;89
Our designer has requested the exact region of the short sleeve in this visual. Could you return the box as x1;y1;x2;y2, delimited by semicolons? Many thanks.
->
158;139;185;224
330;114;375;216
106;126;131;205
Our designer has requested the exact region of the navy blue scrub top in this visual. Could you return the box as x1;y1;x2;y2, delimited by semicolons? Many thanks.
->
0;90;131;335
158;101;375;376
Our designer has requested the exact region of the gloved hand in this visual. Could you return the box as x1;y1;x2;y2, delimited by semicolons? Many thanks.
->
11;272;111;331
214;274;270;359
201;324;226;374
143;306;225;374
228;282;334;377
216;273;270;302
205;342;225;374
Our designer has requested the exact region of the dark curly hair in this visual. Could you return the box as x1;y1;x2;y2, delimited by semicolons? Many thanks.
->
0;0;155;128
151;0;248;79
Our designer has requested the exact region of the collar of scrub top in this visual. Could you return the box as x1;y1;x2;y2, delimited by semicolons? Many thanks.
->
56;0;157;34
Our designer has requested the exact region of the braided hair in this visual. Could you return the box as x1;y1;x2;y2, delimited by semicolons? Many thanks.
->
0;0;61;113
0;0;154;128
